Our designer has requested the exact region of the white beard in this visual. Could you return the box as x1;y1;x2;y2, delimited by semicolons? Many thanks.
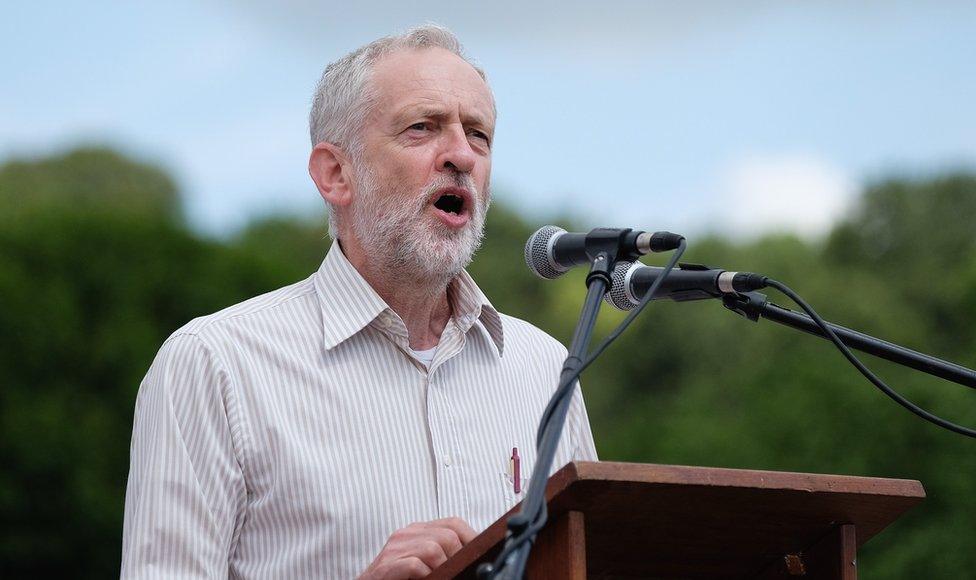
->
348;165;490;283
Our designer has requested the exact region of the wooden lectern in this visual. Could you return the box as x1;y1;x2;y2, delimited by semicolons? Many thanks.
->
429;462;924;579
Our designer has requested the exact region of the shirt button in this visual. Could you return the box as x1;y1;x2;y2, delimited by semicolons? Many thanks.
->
443;454;453;467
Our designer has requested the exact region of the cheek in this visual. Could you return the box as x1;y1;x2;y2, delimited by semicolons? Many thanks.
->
478;159;492;191
388;152;436;187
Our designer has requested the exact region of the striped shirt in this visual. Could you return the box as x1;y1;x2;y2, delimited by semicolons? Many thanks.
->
120;242;598;579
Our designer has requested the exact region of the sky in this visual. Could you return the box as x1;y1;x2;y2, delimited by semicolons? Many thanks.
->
3;1;975;239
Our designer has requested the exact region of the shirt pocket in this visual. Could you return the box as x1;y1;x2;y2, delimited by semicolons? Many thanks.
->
499;470;530;509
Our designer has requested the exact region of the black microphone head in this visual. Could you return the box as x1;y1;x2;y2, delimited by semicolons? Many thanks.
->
524;225;569;279
604;261;642;311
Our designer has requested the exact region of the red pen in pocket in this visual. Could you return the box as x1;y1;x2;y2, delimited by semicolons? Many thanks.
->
510;447;521;494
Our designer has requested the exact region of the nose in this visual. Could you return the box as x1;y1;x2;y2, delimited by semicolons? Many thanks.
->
435;124;477;175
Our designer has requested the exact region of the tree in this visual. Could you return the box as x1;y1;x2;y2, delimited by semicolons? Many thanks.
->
0;147;182;223
1;146;973;577
0;149;314;576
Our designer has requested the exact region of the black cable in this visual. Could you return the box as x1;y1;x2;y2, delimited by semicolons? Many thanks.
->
765;279;976;439
487;264;973;578
581;238;687;370
534;239;688;448
487;239;688;575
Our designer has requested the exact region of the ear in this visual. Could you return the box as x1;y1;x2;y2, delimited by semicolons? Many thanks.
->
308;142;354;209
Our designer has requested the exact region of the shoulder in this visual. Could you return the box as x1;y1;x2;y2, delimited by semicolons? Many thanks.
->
144;276;319;387
150;276;320;367
497;312;568;359
172;276;317;340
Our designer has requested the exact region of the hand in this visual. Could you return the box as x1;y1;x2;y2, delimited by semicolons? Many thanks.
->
357;517;478;579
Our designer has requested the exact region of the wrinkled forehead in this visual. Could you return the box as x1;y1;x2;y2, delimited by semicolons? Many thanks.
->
367;47;496;128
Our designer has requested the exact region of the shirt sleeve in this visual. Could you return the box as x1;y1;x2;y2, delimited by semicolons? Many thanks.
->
570;383;599;462
121;333;247;579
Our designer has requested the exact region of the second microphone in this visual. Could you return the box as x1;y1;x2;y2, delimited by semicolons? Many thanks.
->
604;261;769;310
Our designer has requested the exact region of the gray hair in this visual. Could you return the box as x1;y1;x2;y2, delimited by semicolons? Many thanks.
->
309;24;493;238
309;24;491;150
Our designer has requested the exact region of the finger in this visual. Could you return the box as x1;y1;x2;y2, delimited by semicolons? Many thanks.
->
430;517;478;544
381;524;455;563
413;539;450;570
399;555;433;579
419;526;464;559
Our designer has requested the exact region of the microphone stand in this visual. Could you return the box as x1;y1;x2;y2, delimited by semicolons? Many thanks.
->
723;292;976;389
482;246;618;579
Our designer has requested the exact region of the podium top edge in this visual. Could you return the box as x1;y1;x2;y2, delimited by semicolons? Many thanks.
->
566;461;926;498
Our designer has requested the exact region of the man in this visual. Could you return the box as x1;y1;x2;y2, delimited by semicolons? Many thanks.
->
121;25;597;579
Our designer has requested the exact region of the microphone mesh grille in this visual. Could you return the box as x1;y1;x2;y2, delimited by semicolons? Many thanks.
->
604;261;638;311
524;225;567;279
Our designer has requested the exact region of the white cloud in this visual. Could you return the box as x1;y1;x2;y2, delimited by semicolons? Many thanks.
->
714;153;856;239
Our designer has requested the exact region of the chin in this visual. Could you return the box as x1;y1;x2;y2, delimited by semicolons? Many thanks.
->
397;229;481;279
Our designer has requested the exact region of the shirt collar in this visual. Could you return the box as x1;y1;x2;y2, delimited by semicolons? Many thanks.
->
448;266;505;357
313;242;505;356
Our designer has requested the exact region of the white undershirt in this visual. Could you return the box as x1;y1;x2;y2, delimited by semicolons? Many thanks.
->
408;345;437;367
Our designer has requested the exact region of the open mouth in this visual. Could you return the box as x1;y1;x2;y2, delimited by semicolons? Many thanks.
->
433;192;466;215
429;187;472;228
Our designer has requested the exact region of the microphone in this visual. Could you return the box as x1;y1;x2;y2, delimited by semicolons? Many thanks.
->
604;261;769;310
524;226;684;280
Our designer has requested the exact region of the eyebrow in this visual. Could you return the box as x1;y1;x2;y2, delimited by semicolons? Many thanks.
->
393;104;492;131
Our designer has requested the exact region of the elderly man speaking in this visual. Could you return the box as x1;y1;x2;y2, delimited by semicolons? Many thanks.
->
121;25;597;579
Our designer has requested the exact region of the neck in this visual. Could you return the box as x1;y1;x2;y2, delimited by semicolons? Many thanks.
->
338;238;453;350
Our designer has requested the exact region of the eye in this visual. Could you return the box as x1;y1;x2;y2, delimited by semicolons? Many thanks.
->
468;130;491;146
407;122;429;132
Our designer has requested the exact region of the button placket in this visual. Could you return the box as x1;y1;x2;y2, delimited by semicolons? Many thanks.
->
425;373;448;515
426;370;468;519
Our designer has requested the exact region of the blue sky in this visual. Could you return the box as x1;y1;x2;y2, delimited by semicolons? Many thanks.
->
3;1;975;238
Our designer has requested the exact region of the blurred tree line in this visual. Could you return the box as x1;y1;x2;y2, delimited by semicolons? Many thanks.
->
1;147;974;577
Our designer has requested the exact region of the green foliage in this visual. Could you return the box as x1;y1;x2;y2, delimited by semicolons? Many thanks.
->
826;174;976;355
1;147;974;577
0;147;182;223
0;154;319;577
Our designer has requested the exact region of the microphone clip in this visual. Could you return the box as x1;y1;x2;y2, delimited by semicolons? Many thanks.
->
722;291;768;322
582;228;639;288
584;227;644;261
